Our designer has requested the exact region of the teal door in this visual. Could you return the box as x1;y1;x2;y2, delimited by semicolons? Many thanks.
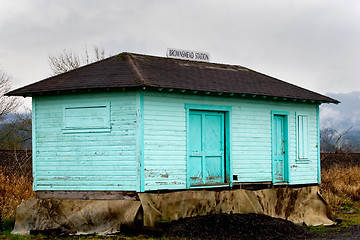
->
272;115;287;183
188;110;225;186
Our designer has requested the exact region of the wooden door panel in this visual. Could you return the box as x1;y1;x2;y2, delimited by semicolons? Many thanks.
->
204;114;224;184
273;115;286;183
188;111;225;186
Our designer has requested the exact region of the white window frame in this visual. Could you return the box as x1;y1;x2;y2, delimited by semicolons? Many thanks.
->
296;113;309;161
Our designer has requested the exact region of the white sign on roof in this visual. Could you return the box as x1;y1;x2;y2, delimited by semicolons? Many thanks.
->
166;48;210;62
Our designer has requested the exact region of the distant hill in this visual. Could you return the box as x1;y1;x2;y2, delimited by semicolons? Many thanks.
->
0;113;32;150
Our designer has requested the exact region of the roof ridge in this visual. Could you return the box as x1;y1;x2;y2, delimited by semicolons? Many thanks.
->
125;53;149;86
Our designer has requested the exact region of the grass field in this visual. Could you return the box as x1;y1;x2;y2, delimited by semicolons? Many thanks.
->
320;165;360;213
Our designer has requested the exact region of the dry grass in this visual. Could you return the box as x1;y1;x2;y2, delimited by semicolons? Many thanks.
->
0;167;34;219
320;164;360;212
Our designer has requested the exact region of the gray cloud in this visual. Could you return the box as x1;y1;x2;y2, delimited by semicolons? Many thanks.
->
1;0;359;98
320;92;360;131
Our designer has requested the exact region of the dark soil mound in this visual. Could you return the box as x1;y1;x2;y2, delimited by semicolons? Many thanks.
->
165;213;316;240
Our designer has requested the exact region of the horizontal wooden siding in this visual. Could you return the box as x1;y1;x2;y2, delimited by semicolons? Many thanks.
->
33;92;138;191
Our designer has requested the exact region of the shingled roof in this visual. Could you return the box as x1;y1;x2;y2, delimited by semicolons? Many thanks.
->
6;52;338;104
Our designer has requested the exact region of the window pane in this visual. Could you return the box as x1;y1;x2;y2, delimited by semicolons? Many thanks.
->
298;115;308;159
64;106;108;129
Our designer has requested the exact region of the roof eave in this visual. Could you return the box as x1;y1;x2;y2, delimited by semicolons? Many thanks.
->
143;87;339;104
6;85;340;105
6;86;145;97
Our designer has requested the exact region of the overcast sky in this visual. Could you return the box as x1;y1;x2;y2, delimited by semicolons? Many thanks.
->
1;0;360;100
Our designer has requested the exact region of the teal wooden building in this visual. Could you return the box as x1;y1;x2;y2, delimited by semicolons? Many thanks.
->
7;53;338;196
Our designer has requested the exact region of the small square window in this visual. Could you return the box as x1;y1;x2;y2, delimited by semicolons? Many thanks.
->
62;102;111;134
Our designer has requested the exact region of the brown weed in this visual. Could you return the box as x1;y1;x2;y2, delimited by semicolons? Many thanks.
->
0;167;34;219
320;164;360;211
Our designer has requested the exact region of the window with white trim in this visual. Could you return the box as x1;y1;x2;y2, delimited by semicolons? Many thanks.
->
297;114;308;160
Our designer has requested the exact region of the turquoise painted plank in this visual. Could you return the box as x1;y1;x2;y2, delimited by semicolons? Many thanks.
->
142;149;185;154
144;181;185;186
38;141;137;147
35;186;136;191
37;142;136;148
236;164;272;169
144;173;186;179
37;134;136;140
143;108;185;114
111;112;137;117
143;135;185;141
36;154;137;158
37;178;138;183
38;138;136;144
36;182;136;188
36;113;62;118
37;175;137;180
144;130;186;136
233;142;271;147
145;125;185;130
37;171;137;177
144;167;186;172
37;152;136;157
145;167;186;172
37;128;136;134
143;158;185;163
37;179;137;185
37;155;136;161
235;151;272;156
144;142;185;147
144;186;186;191
144;141;185;146
37;165;136;171
37;161;136;166
142;120;185;127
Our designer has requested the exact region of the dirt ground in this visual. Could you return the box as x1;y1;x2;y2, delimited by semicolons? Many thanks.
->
162;213;360;240
163;213;314;240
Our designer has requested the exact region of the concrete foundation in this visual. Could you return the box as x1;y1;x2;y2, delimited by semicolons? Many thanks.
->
12;186;334;235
